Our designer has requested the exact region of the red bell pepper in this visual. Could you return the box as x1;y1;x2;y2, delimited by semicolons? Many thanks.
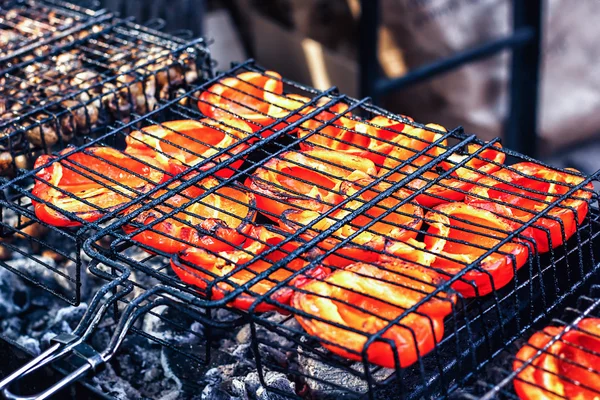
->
297;114;413;167
171;225;328;312
278;182;422;267
291;261;456;368
125;118;252;179
123;178;256;255
32;146;166;227
198;70;298;137
245;149;377;222
513;318;600;400
423;202;532;297
381;140;505;208
466;162;593;253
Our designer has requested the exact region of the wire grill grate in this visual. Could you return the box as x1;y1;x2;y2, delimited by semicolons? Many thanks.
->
0;16;211;178
0;17;212;304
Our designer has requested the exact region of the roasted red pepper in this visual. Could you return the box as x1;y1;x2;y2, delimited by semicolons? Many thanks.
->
291;261;456;368
466;162;593;253
32;146;166;227
198;70;294;136
171;225;328;312
123;178;256;255
278;182;422;267
513;318;600;400
245;149;377;222
381;141;505;208
297;113;412;167
423;202;532;297
125;118;252;179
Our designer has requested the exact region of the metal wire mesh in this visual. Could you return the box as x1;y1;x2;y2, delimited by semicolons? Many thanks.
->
461;284;600;400
0;16;211;178
61;62;600;398
0;0;104;60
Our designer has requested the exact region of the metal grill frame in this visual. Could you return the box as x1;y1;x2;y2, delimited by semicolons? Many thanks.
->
54;61;600;398
0;259;237;399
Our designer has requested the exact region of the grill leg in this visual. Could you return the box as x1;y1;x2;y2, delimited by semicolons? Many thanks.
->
505;0;543;157
359;0;380;102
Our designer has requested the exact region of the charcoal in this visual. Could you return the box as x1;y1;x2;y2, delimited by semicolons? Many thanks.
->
297;345;393;399
255;372;295;400
93;363;143;400
15;336;40;355
235;324;252;344
0;267;30;318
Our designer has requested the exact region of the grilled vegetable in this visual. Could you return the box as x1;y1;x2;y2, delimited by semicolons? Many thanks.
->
423;202;532;297
278;181;422;266
380;141;505;207
124;178;256;255
513;318;600;400
198;70;289;136
32;146;166;227
298;114;416;168
292;261;455;368
171;225;327;312
126;118;252;179
466;162;593;253
245;149;377;222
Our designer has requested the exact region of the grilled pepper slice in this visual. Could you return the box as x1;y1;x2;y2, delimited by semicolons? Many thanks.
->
198;70;291;136
381;141;505;207
278;183;422;266
466;162;593;253
123;178;256;255
514;318;600;400
291;261;455;368
125;118;252;179
424;202;532;297
245;149;377;221
32;146;166;227
171;225;328;312
297;114;412;167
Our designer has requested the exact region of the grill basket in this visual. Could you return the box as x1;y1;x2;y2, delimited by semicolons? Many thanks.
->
80;62;600;398
460;284;600;400
0;0;105;61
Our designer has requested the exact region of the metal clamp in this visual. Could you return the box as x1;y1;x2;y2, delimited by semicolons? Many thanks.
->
0;264;132;400
0;273;236;400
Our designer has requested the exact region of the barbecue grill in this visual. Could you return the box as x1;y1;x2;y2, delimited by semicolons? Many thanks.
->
0;57;598;400
0;2;599;399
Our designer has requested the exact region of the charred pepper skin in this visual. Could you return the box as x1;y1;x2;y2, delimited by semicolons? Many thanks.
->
291;261;456;369
466;162;593;253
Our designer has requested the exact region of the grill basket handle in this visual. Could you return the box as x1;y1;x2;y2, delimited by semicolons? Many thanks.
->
0;282;221;400
0;334;102;400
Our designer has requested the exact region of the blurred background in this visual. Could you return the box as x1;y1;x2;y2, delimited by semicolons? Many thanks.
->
84;0;600;173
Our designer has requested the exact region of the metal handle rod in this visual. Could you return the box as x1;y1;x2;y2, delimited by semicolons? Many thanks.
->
2;364;92;400
0;283;208;400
